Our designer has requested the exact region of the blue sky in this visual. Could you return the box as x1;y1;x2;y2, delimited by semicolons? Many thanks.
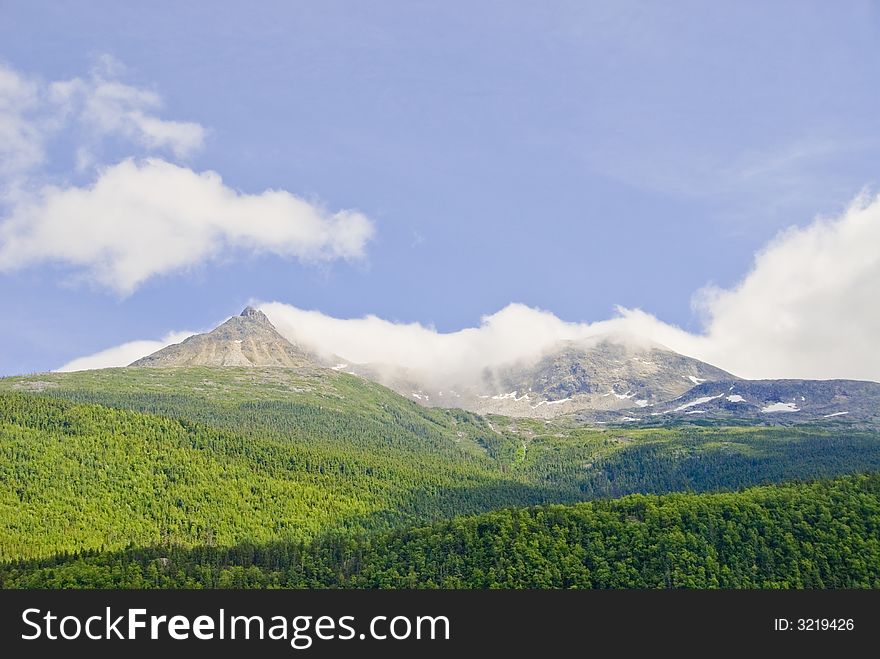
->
2;1;880;377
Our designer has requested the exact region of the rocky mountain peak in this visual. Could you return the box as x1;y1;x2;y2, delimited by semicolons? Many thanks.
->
129;307;312;369
240;306;270;323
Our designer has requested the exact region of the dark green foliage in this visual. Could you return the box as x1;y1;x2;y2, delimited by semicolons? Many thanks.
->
578;432;880;497
4;473;878;589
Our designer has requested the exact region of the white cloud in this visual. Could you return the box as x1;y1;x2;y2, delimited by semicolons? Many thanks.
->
0;59;375;294
54;191;880;382
263;302;623;378
56;331;195;372
261;192;880;383
0;57;205;180
0;62;46;176
260;302;704;389
0;158;375;294
683;192;880;380
49;72;205;158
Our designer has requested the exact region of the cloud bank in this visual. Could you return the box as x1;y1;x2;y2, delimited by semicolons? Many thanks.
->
688;192;880;379
60;192;880;382
0;59;375;293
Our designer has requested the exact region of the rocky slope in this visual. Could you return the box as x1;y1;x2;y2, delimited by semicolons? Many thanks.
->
130;307;315;368
621;378;880;424
345;337;737;418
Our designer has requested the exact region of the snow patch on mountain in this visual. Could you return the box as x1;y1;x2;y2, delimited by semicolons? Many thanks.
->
761;402;800;413
532;398;572;408
672;394;723;413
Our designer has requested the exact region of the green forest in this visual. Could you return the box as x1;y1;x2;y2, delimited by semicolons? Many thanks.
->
3;473;878;588
1;367;879;588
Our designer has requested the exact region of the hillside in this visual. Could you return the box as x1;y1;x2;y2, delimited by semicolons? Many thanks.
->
0;375;559;561
4;473;879;588
2;366;880;569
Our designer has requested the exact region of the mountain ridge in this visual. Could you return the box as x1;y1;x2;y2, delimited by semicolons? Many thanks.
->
124;307;879;423
343;337;738;418
627;378;880;424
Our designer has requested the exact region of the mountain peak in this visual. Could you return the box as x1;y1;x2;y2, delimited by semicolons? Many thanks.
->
130;307;312;368
240;306;269;322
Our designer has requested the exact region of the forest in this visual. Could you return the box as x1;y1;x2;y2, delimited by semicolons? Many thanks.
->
3;473;878;588
1;366;879;588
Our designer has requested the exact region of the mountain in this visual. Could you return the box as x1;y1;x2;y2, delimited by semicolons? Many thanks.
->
124;308;879;424
130;307;315;368
347;337;737;418
625;378;880;424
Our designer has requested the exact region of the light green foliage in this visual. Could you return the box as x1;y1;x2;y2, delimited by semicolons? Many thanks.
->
4;474;879;589
0;392;559;561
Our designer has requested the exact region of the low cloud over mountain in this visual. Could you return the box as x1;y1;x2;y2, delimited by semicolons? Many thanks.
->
58;192;880;383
